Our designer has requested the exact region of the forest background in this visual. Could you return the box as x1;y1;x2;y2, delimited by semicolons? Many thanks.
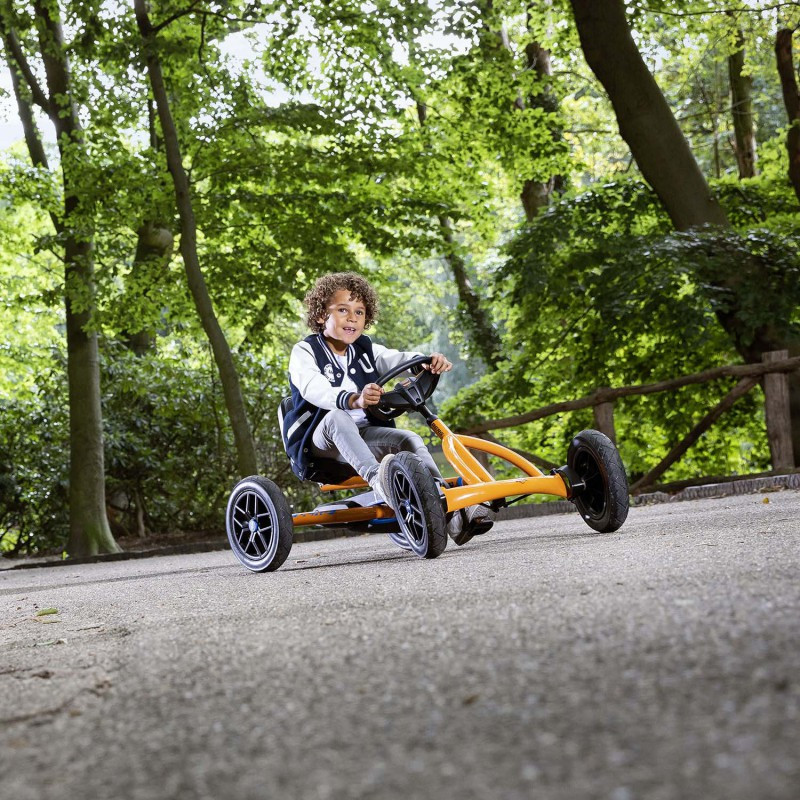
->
1;0;798;557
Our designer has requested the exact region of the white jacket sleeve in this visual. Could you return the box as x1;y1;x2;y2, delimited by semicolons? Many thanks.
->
288;342;355;411
371;342;425;375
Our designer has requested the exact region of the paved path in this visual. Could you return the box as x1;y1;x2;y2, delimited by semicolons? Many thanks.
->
1;490;799;800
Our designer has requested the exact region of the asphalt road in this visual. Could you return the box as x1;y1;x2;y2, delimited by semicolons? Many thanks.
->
1;490;799;800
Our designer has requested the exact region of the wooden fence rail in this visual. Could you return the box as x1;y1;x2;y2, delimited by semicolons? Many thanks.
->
458;353;799;493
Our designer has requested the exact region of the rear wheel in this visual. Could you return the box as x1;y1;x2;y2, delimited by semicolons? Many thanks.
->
226;476;294;571
567;430;629;533
385;452;447;558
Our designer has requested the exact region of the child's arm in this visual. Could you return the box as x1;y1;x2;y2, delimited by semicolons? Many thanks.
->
372;343;452;375
289;342;360;412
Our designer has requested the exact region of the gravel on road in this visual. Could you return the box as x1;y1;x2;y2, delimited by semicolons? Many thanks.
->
1;489;798;800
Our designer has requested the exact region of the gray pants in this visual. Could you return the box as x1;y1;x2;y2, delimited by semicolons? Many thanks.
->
311;410;443;485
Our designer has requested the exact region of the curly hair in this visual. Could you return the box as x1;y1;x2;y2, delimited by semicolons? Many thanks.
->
304;272;379;333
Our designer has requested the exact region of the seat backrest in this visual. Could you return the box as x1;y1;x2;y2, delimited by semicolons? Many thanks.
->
277;396;293;455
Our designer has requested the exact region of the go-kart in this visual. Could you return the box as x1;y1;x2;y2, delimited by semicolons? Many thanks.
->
225;356;629;572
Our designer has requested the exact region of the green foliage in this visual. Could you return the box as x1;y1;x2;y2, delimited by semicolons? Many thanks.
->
0;371;70;555
0;187;64;403
100;341;287;539
0;338;312;554
2;0;798;555
442;171;797;482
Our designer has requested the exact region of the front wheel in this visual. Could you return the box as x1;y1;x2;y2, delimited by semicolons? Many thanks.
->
385;452;447;558
567;430;629;533
226;476;294;571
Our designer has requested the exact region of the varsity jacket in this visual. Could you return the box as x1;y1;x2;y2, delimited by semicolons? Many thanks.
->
281;333;423;481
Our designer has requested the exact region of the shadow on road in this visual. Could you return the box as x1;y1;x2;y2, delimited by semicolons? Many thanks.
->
1;526;613;596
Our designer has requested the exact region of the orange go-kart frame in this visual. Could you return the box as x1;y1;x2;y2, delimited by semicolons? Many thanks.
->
291;418;568;531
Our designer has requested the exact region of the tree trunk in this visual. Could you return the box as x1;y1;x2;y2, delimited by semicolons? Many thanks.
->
769;31;800;460
2;33;51;179
124;100;173;355
519;32;564;220
519;41;557;219
436;215;503;369
124;221;174;355
135;0;258;477
30;1;119;556
480;1;563;220
569;0;729;231
775;28;800;203
415;101;503;369
728;29;757;178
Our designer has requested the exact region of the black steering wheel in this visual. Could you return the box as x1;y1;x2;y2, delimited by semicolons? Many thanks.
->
367;355;440;422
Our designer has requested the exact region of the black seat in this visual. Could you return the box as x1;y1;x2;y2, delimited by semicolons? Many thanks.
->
278;396;359;484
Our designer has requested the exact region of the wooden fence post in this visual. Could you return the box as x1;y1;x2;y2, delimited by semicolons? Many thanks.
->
592;391;617;444
762;350;794;468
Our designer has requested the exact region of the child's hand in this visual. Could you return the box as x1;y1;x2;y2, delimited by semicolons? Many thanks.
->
353;383;384;409
425;353;452;375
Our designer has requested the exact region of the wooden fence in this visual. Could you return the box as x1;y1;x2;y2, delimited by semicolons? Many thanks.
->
458;351;799;494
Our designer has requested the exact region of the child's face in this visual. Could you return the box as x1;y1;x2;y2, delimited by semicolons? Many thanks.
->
318;289;367;352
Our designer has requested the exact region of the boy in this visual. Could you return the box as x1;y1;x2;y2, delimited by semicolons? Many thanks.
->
281;272;492;546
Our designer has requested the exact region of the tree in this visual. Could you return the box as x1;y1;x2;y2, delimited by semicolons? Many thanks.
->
568;0;800;466
775;27;800;202
1;0;119;556
728;25;757;178
414;99;504;369
134;0;259;477
122;220;174;355
568;0;728;230
476;0;564;218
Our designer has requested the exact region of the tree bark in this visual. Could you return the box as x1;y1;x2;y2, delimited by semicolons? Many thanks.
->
27;1;119;556
775;28;800;203
519;31;564;220
135;0;258;477
569;0;729;231
124;221;174;355
728;29;757;178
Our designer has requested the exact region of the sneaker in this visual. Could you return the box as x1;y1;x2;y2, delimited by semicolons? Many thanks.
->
448;504;494;546
372;454;396;508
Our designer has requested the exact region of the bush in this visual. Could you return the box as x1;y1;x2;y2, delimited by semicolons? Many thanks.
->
0;385;69;555
0;339;308;555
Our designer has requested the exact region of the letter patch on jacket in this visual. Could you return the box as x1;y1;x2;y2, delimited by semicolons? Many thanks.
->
358;355;375;373
323;363;335;383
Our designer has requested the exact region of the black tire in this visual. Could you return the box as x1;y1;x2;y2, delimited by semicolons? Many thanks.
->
226;476;294;572
385;452;447;559
567;430;629;533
